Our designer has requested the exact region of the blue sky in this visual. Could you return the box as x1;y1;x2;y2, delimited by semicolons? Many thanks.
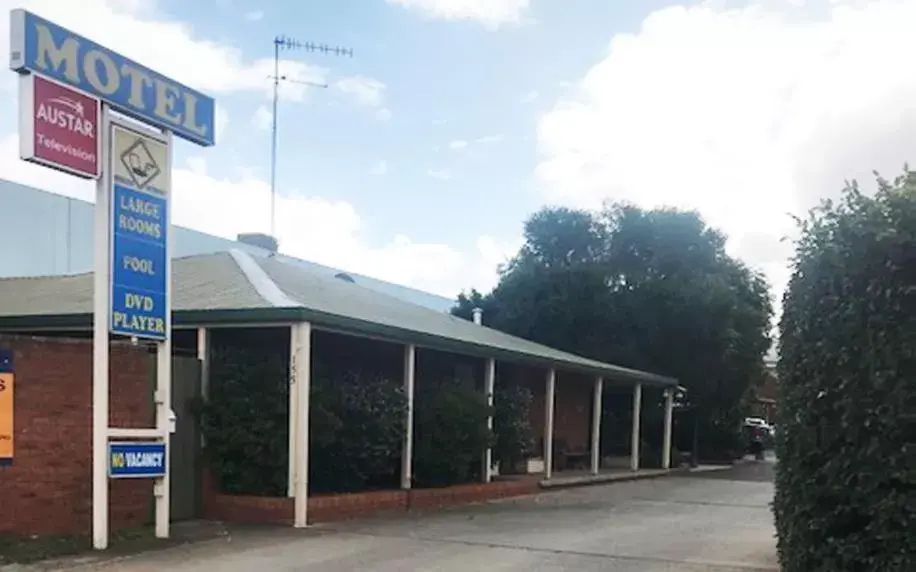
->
1;0;915;302
162;0;677;245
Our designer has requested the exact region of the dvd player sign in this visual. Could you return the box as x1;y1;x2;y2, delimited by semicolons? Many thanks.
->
18;73;100;179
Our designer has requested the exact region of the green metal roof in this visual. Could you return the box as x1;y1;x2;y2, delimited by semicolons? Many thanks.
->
0;250;676;387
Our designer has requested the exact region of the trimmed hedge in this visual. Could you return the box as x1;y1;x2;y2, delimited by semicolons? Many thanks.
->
413;378;493;487
492;380;534;472
199;331;407;496
775;172;916;571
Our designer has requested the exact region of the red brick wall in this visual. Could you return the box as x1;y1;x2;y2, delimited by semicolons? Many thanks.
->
553;374;592;452
516;368;593;465
0;334;154;536
202;471;539;526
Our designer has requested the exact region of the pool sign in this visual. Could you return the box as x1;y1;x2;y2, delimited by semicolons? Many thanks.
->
109;441;167;478
18;73;100;178
109;124;169;340
9;9;215;146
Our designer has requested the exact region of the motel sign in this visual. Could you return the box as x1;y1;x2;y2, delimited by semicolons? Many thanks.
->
9;7;216;550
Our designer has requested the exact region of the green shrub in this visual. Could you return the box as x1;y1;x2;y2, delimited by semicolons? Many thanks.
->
492;381;534;472
775;172;916;572
413;378;494;487
199;332;407;496
309;370;407;493
199;339;289;496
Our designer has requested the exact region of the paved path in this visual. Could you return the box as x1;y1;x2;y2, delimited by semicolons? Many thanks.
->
44;462;779;572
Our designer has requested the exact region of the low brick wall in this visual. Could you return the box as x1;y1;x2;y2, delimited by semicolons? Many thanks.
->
203;474;539;526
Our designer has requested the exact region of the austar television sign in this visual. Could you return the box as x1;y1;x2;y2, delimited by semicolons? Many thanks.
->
19;73;100;178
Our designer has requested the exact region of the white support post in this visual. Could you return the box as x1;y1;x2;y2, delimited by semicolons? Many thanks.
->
482;358;496;483
154;336;172;538
292;322;312;528
287;324;299;498
197;328;209;399
591;377;603;475
197;328;209;448
91;106;112;551
662;388;674;470
544;369;556;480
401;344;416;489
631;383;642;471
154;129;174;540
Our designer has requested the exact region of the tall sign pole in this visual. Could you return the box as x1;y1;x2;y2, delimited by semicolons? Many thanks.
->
9;8;215;550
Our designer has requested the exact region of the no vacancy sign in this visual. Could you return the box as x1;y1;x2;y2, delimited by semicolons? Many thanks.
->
18;73;101;179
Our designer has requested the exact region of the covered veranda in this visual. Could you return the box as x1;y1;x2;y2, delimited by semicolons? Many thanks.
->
0;249;678;527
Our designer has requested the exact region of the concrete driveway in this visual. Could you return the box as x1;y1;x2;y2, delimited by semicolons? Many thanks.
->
47;462;778;572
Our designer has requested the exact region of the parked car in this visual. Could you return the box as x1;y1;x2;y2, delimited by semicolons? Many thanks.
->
743;420;769;460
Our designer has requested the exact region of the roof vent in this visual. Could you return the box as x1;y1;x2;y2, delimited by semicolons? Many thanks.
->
237;233;279;253
472;307;483;325
335;272;356;283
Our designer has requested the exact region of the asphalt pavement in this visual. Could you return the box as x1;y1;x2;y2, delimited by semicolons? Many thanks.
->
33;460;779;572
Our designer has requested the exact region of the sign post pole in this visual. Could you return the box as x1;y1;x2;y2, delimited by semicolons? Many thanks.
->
154;130;174;539
92;106;112;550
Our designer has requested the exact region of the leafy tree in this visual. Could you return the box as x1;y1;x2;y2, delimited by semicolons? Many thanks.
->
454;203;772;458
775;171;916;572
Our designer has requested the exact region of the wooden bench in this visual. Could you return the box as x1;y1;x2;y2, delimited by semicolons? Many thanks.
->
553;439;591;471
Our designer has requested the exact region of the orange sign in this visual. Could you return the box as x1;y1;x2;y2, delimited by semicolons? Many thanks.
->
0;371;12;465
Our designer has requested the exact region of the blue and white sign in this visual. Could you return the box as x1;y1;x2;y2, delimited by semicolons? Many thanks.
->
109;441;167;478
9;9;215;146
109;124;170;340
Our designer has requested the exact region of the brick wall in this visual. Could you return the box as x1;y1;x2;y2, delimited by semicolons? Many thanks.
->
515;367;594;468
553;373;593;452
0;334;154;536
202;471;539;526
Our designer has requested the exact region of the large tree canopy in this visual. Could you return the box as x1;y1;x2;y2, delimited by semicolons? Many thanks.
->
454;203;773;454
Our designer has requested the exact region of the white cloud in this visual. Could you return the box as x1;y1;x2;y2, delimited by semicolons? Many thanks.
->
245;10;264;21
335;76;386;107
521;90;539;103
475;134;504;145
427;168;453;180
369;160;388;176
376;107;393;122
386;0;531;29
251;105;273;131
446;135;502;152
536;0;916;302
214;104;230;142
0;0;508;298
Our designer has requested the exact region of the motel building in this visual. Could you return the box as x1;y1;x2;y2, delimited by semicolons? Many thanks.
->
0;7;677;545
0;177;679;538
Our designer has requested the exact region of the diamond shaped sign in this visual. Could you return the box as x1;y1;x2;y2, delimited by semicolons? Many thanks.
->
119;138;161;190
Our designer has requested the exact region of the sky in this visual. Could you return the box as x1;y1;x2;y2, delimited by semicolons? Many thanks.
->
0;0;914;310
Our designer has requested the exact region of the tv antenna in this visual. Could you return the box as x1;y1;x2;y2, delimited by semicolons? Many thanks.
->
269;36;353;238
